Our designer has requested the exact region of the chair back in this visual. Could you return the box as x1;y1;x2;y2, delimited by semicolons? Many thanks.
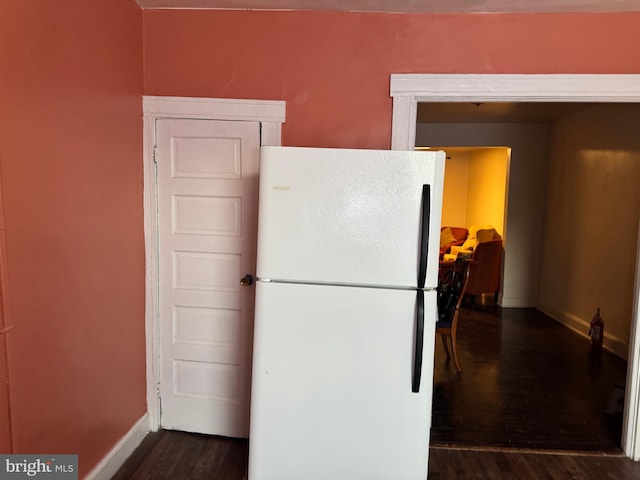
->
437;259;470;327
466;239;502;296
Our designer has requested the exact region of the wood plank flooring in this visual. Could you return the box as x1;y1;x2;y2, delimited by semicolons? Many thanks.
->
432;306;627;451
112;430;640;479
428;446;640;479
111;430;248;480
113;307;638;479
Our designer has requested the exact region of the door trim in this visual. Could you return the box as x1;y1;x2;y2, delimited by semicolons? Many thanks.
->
389;73;640;461
142;96;286;432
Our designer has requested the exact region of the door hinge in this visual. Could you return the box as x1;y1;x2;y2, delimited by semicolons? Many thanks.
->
157;383;162;419
152;144;158;164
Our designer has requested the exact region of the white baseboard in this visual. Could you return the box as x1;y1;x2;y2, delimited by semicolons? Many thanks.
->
84;413;150;480
500;296;535;308
537;304;628;360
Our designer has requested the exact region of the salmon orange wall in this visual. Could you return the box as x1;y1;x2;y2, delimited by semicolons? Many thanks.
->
0;179;10;452
143;10;640;149
0;0;145;475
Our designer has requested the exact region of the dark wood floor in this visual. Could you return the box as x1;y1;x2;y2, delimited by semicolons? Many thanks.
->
112;430;640;479
432;306;628;451
427;445;640;479
111;430;248;480
113;307;637;479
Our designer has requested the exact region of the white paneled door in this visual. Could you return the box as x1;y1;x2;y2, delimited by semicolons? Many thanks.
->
156;118;260;437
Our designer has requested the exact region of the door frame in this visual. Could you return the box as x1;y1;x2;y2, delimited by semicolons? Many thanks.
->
389;73;640;460
142;96;286;431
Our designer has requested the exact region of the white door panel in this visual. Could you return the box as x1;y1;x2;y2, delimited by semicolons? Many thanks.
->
157;118;259;437
172;195;242;235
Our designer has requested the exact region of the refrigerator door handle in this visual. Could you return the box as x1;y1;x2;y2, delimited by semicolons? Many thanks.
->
412;289;424;393
418;184;430;290
412;184;429;393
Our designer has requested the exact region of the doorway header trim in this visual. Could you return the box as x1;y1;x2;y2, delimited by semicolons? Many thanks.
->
390;74;640;102
389;73;640;151
143;95;286;122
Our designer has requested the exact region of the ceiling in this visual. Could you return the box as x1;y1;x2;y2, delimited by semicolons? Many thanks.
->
416;102;599;123
134;0;640;14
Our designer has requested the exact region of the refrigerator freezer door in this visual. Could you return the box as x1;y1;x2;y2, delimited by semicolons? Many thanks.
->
248;282;436;480
257;146;445;289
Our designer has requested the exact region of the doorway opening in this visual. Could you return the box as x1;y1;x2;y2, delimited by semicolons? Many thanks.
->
419;101;639;452
390;74;640;460
421;145;510;303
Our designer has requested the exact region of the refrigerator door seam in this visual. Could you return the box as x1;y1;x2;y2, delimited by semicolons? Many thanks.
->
256;278;434;291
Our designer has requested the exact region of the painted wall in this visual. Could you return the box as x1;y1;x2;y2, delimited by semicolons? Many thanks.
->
142;8;640;309
466;148;508;237
0;181;10;452
439;148;508;237
417;123;550;308
441;151;470;228
0;0;145;475
538;104;640;358
143;10;640;149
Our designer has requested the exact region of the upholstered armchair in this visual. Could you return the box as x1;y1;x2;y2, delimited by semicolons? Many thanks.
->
443;226;501;262
439;227;468;257
465;239;502;304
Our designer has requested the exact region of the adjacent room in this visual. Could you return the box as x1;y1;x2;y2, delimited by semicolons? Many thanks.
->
424;102;640;451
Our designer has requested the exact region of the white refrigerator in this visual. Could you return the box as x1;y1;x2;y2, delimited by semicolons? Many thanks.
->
248;146;445;480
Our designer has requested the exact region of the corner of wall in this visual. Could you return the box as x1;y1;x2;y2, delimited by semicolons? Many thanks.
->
84;414;150;480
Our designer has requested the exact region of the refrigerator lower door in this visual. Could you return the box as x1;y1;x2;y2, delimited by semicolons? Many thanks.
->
249;282;436;480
